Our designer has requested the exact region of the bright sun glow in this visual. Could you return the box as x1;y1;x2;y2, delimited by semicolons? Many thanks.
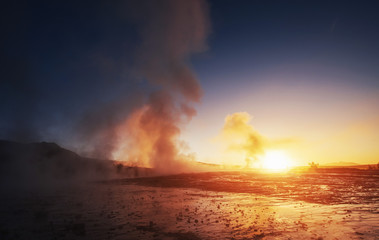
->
261;150;292;171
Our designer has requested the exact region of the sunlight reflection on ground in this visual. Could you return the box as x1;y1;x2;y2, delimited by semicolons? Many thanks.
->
0;172;378;239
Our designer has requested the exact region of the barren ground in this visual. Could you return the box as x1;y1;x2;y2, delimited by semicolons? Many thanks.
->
0;172;378;240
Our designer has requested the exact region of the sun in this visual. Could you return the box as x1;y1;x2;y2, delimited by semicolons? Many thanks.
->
261;150;292;171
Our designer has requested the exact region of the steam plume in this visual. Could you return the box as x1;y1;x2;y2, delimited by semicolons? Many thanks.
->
0;0;209;172
217;112;265;167
112;0;210;172
216;112;298;168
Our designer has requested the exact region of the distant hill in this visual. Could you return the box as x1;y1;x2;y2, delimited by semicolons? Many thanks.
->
0;140;153;189
322;161;359;167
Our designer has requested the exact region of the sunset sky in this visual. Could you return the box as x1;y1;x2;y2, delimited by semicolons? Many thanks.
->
184;1;379;166
1;1;379;167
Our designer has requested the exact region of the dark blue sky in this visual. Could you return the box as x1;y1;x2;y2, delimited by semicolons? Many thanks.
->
198;0;379;88
1;1;379;161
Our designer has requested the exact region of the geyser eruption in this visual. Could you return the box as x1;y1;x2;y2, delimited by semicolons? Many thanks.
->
113;0;210;172
0;0;209;174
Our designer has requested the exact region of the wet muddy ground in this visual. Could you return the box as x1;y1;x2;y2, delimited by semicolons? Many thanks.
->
0;172;378;239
